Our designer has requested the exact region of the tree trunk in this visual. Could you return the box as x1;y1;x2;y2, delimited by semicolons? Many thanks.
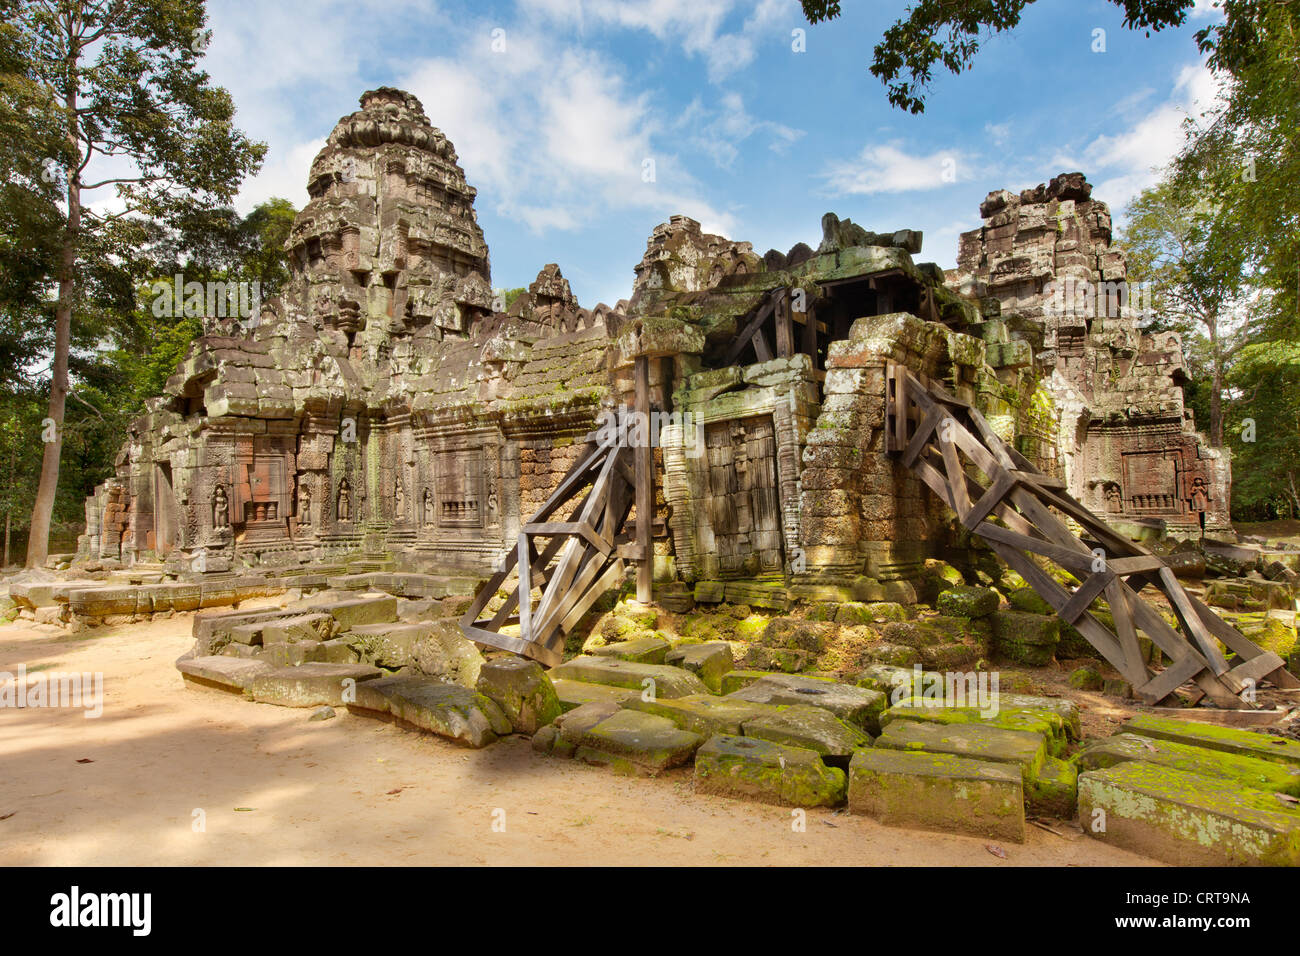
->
26;58;79;568
1208;314;1223;447
4;512;10;568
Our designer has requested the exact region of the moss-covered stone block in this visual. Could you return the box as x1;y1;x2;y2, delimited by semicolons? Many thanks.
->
1007;587;1053;616
741;703;873;757
875;718;1047;784
1079;732;1300;797
664;641;734;693
1078;762;1300;866
589;634;671;665
551;678;640;712
1121;714;1300;768
847;748;1025;843
476;655;563;734
991;610;1060;665
1069;665;1104;690
695;735;846;807
572;709;703;775
1027;755;1077;818
728;673;887;734
551;655;709;698
936;585;1000;619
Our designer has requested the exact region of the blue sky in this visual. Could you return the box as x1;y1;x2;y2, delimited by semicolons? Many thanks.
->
198;0;1226;308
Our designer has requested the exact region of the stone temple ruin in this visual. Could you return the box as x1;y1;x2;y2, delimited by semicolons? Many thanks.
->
21;88;1299;864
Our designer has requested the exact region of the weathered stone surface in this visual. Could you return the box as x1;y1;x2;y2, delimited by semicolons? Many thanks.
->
589;635;670;664
1119;714;1300;769
409;619;485;687
1079;762;1300;866
177;655;273;693
874;719;1047;783
624;694;774;737
882;699;1066;753
719;668;779;695
695;735;846;807
664;641;734;692
1027;755;1078;817
1079;732;1300;796
551;656;708;698
741;704;873;758
990;610;1060;665
309;594;399;632
347;621;431;668
261;613;334;645
262;640;326;666
350;674;511;747
728;674;886;734
248;662;383;707
935;585;1000;618
571;709;703;775
475;655;563;734
848;748;1025;843
551;678;640;712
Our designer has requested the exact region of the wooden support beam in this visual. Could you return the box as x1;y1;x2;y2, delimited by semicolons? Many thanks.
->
775;287;794;358
634;354;653;604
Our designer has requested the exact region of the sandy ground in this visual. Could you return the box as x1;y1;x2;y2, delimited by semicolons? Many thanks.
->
0;608;1157;867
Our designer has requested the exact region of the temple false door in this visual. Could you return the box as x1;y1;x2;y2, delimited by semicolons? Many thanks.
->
153;462;180;556
705;416;784;577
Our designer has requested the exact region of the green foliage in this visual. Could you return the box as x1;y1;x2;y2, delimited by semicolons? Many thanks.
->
800;0;1193;113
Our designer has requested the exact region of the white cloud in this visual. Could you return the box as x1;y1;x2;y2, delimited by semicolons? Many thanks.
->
1081;63;1224;211
820;142;970;195
520;0;793;82
676;92;803;169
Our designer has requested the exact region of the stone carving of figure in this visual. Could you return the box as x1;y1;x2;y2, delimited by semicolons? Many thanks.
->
423;488;434;527
1105;483;1122;513
395;474;405;520
338;478;351;522
1190;476;1208;512
299;480;312;529
213;485;229;529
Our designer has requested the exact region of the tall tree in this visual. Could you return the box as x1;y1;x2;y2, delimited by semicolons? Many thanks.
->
2;1;264;566
1119;177;1251;446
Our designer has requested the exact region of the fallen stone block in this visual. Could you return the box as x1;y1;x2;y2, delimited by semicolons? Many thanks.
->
347;621;430;668
998;693;1082;741
624;694;775;737
262;640;326;666
308;593;399;632
991;610;1060;666
728;674;886;734
1121;714;1300;768
935;585;1000;619
229;623;264;646
664;641;734;692
572;709;703;775
848;748;1025;843
874;719;1047;783
719;668;780;696
695;735;846;807
248;662;382;708
552;678;640;712
882;698;1067;753
741;704;873;760
70;586;139;617
738;644;813;673
192;607;300;656
1079;762;1300;866
409;619;485;687
476;655;563;734
589;635;670;664
261;613;334;644
1081;732;1300;795
177;655;273;693
320;638;360;664
1027;755;1078;818
551;656;708;698
350;674;511;747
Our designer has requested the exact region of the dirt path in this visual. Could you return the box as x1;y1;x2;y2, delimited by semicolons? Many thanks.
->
0;610;1156;866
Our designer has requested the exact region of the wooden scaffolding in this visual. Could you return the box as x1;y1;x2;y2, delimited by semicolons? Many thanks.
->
886;362;1298;708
